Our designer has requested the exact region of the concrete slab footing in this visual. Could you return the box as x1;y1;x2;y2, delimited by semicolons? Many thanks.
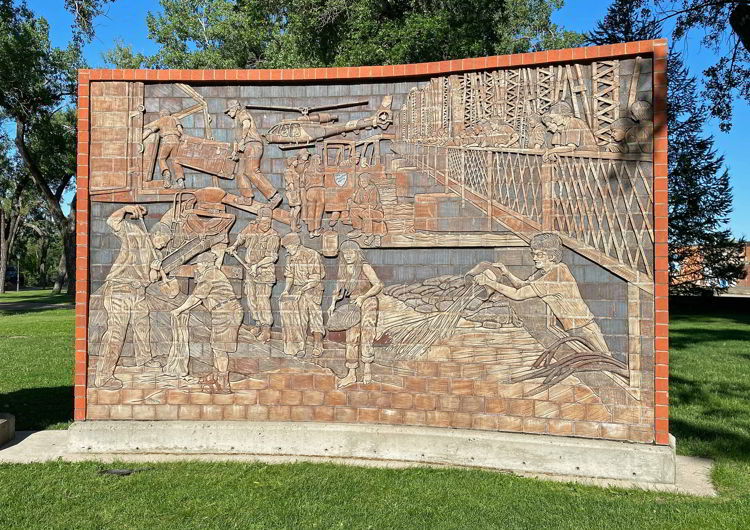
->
0;414;15;448
67;421;677;485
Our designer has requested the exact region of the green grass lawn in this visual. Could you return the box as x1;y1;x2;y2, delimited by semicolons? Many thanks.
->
0;290;74;430
0;291;749;528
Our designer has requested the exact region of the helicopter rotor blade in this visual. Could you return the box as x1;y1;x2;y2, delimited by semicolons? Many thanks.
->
306;101;370;113
245;104;306;113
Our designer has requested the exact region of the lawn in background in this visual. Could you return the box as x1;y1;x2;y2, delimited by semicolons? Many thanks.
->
0;290;74;430
0;292;749;528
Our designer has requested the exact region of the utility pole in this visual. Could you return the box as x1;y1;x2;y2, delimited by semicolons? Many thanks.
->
16;255;20;292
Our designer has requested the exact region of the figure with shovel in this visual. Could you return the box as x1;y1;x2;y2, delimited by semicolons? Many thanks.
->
226;207;280;343
171;252;244;394
94;205;174;390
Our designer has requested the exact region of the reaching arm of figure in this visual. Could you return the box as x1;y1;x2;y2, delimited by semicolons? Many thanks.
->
503;133;520;148
173;294;202;316
491;263;527;289
107;205;144;232
301;272;321;293
328;283;344;313
142;124;158;141
359;264;384;300
226;232;246;254
489;262;527;288
477;273;536;301
548;144;577;154
282;265;293;294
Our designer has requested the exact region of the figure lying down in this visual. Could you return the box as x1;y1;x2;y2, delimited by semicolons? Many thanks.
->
471;233;629;394
378;233;628;394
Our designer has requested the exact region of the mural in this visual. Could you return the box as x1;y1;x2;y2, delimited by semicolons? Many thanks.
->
85;56;656;443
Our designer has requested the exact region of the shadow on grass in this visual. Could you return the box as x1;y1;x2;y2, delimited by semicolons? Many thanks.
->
0;305;75;317
670;373;750;462
669;321;750;349
670;416;750;463
671;373;750;404
0;386;73;431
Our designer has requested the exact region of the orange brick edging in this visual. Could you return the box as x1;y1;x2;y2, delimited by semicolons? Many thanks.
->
75;69;91;421
651;40;669;446
75;39;671;445
80;40;661;83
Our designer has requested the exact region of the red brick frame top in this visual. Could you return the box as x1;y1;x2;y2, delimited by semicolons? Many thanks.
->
75;39;669;444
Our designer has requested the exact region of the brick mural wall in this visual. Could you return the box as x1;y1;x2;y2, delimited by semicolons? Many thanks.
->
76;41;669;445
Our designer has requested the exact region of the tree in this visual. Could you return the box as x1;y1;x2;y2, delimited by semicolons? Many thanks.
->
667;51;745;294
655;0;750;131
64;0;117;47
105;0;584;69
0;1;82;294
585;0;662;45
590;0;745;294
0;138;34;294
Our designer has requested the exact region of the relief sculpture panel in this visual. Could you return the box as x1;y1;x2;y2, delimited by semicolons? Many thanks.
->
85;55;657;443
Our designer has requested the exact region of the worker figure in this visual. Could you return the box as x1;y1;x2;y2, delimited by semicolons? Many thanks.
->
627;100;654;153
143;109;184;189
328;240;384;388
227;207;280;343
283;157;303;232
94;205;173;390
224;100;282;208
474;232;609;354
347;172;385;245
605;117;638;153
541;102;598;161
171;252;244;394
302;153;325;237
279;233;325;358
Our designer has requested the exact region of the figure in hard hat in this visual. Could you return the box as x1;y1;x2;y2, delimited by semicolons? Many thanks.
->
94;205;173;390
227;207;280;343
171;252;244;394
224;99;282;208
143;109;184;189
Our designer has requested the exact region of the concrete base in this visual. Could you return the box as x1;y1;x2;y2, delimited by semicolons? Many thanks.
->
68;421;677;485
0;414;15;448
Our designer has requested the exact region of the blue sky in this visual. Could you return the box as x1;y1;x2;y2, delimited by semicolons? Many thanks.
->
29;0;750;237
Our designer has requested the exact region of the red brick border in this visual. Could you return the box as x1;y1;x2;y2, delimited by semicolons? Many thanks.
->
651;40;669;446
75;39;670;444
75;69;90;421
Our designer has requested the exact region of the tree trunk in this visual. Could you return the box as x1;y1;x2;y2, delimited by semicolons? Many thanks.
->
0;200;24;295
52;252;67;295
0;208;7;295
38;237;49;288
15;117;75;295
27;223;50;288
63;225;75;295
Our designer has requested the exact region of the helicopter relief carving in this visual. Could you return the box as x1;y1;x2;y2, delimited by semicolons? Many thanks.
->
86;55;657;443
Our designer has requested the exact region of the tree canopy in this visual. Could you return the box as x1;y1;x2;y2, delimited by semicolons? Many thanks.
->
585;0;662;45
656;0;750;131
666;50;745;294
105;0;584;69
0;1;82;293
